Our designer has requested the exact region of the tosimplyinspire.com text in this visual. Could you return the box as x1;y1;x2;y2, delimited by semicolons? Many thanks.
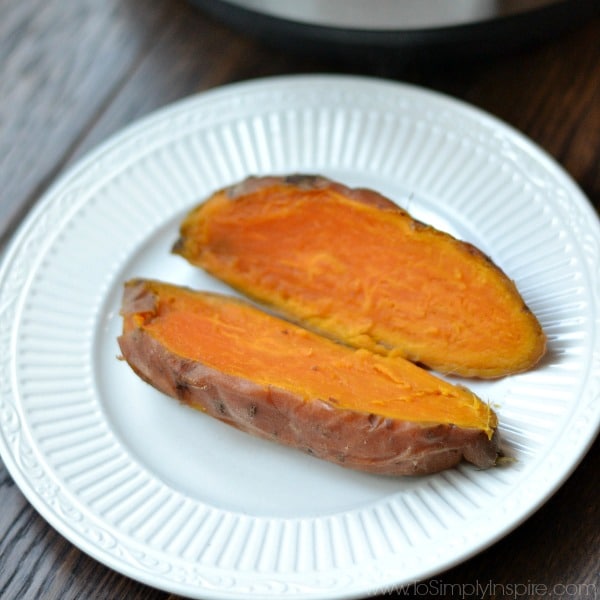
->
374;578;597;599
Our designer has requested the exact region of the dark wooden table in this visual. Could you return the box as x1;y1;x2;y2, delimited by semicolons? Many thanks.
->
1;2;599;599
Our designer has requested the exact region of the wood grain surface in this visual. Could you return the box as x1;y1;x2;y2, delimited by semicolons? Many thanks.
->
1;1;599;599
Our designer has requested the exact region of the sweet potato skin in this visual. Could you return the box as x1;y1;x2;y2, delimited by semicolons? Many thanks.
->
118;280;499;476
174;174;547;379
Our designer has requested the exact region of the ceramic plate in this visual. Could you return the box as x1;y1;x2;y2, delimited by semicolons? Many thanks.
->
0;75;598;599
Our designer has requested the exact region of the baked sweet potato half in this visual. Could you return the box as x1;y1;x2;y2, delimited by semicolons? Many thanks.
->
173;175;546;379
118;279;499;476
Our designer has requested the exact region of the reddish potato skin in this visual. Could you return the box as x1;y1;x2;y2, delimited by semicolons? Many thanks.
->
118;281;499;476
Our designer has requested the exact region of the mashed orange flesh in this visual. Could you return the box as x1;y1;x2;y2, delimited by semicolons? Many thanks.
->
128;282;496;437
176;182;546;378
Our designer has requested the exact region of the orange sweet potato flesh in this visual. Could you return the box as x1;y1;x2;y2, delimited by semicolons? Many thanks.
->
118;279;499;476
174;175;546;379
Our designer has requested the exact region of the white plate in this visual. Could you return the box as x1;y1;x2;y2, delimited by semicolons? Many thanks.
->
1;75;599;599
